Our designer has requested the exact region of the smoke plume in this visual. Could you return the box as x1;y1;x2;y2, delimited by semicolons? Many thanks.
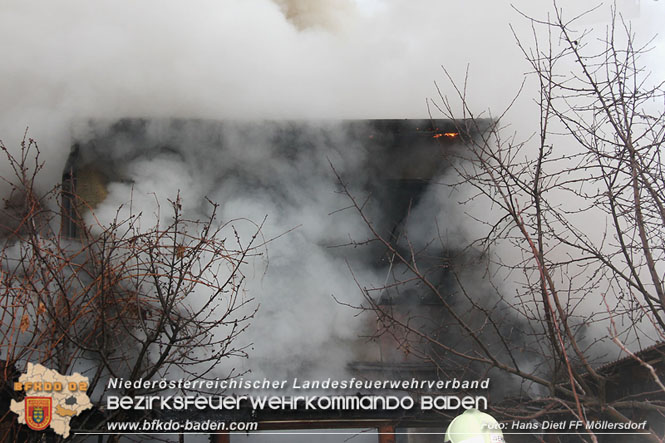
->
1;0;663;395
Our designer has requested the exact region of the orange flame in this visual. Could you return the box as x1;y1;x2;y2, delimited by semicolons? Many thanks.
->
433;132;459;139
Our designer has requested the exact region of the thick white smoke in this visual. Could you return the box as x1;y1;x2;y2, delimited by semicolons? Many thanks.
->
1;0;663;400
1;0;661;174
74;119;386;381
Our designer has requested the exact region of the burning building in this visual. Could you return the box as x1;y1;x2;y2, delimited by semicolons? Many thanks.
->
0;115;650;443
58;118;483;441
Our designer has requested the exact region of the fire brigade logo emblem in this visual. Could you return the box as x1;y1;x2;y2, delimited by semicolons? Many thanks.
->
25;397;52;431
